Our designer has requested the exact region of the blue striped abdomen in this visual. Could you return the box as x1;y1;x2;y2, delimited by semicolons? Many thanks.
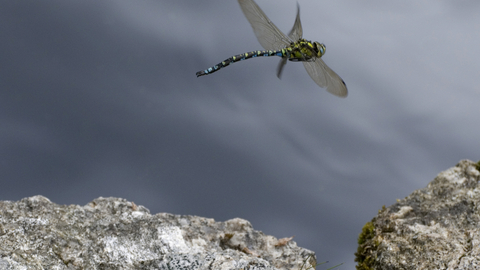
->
196;50;285;77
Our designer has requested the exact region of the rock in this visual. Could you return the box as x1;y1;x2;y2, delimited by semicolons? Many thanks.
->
355;159;480;270
0;196;316;270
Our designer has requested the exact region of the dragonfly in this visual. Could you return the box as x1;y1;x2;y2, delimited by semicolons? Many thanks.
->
196;0;348;97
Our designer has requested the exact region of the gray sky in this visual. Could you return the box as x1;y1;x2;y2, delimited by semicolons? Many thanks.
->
1;0;479;268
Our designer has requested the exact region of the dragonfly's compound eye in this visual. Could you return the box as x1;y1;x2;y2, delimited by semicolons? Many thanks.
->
314;42;326;57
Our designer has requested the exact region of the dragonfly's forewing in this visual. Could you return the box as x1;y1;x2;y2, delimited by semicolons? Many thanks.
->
277;3;303;79
287;3;303;42
303;59;348;97
238;0;291;50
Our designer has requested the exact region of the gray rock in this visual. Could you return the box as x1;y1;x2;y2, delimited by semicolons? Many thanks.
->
0;196;316;270
355;159;480;270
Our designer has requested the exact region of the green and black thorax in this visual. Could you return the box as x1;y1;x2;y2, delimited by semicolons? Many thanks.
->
286;39;326;61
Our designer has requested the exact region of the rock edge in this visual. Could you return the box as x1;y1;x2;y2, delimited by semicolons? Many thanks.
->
356;159;480;270
0;196;316;270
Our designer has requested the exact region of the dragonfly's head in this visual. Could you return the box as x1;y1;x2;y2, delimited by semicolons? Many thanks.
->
313;42;326;58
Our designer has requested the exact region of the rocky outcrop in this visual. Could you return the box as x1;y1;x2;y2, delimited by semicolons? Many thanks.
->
0;196;315;270
356;160;480;270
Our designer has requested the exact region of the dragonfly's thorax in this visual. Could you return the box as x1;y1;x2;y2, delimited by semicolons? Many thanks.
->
284;39;326;62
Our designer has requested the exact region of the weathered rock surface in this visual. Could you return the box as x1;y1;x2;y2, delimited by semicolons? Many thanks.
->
356;159;480;270
0;196;316;270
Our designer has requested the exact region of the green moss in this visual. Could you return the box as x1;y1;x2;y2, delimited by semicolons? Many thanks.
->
476;160;480;172
357;221;375;245
354;221;376;270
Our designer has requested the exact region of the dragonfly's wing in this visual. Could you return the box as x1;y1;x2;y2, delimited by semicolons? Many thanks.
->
276;3;303;79
287;3;303;41
238;0;291;50
303;58;348;97
276;58;288;78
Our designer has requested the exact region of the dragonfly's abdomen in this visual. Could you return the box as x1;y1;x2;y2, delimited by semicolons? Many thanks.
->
196;50;286;77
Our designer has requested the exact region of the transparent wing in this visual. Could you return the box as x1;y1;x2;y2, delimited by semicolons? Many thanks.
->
238;0;292;50
276;58;288;78
287;3;303;41
303;59;348;97
277;3;303;79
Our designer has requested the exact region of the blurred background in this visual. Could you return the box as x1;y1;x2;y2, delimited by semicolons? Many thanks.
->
1;0;479;268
